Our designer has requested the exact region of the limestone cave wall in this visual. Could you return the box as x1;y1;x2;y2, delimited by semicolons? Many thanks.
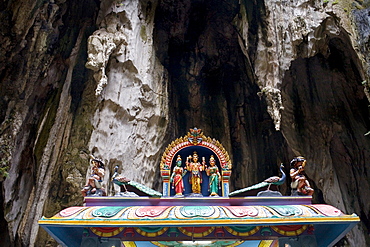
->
0;0;369;246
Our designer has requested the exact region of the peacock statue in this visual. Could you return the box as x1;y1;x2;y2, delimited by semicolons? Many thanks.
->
112;166;162;197
229;164;286;197
263;164;286;190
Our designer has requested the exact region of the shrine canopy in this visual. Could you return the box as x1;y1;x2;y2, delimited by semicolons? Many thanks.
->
39;197;360;247
38;128;360;247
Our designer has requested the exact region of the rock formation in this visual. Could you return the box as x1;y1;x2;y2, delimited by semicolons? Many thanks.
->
0;0;369;246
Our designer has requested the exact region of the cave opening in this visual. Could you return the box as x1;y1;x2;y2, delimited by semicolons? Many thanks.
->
282;33;370;211
153;0;289;189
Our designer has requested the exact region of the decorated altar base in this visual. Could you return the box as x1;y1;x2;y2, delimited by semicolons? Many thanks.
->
39;129;359;247
39;197;359;247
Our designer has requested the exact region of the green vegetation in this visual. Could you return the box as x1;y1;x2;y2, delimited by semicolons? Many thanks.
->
0;137;10;179
34;88;60;163
115;0;124;6
0;165;9;179
0;146;10;179
0;111;14;180
140;25;148;42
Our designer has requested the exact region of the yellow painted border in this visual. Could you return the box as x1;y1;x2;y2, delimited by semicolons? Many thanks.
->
134;227;169;237
122;242;137;247
39;214;360;226
258;240;278;247
151;242;167;247
271;225;308;236
224;226;261;236
90;227;124;237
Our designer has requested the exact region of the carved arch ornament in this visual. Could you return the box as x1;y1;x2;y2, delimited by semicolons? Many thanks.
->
160;128;232;197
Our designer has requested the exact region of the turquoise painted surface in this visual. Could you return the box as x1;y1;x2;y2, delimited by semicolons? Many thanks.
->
92;207;126;217
180;206;215;217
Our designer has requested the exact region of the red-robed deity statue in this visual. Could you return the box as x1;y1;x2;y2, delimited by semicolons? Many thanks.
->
170;155;185;196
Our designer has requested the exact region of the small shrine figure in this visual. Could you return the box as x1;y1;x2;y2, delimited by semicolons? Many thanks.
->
186;151;206;194
206;155;221;196
81;157;106;197
290;156;314;196
170;155;185;196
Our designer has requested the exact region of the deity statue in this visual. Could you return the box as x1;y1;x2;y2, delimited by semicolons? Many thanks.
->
81;157;106;197
206;155;221;196
170;155;185;196
186;151;205;194
290;157;314;196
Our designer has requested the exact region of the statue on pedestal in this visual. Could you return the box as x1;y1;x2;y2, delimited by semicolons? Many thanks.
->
170;155;185;196
186;151;205;195
81;157;106;197
206;155;221;196
290;157;314;196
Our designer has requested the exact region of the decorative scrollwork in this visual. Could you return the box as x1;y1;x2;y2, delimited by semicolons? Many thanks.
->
160;128;232;172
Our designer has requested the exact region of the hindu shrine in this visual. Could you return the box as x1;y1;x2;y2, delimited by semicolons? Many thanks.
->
39;128;359;247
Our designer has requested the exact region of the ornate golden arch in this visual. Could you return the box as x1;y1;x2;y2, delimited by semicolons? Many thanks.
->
160;128;232;197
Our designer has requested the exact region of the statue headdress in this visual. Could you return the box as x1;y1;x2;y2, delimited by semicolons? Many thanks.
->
91;157;105;168
290;156;305;168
